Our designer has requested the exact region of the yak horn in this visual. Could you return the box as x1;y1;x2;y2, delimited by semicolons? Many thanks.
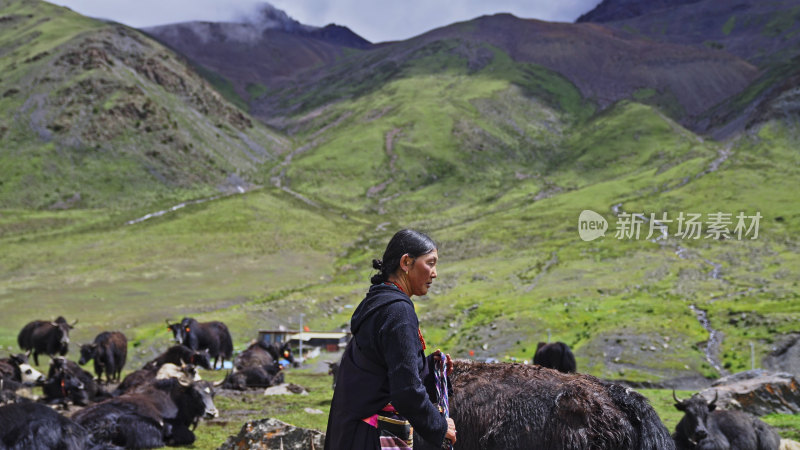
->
672;389;683;404
213;371;231;387
70;319;79;327
709;389;718;407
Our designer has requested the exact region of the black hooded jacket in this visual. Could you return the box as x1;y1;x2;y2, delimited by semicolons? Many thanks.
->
324;283;447;449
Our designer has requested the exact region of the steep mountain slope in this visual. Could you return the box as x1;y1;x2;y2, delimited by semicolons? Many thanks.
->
576;0;800;136
577;0;800;65
142;3;371;107
252;13;758;126
0;0;288;209
577;0;703;23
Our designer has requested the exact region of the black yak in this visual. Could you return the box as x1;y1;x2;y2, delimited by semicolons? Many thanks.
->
672;391;780;450
415;361;674;450
533;341;577;373
143;345;212;371
73;377;217;448
78;331;128;383
234;340;293;371
0;402;102;449
17;316;76;365
179;318;233;370
42;357;107;406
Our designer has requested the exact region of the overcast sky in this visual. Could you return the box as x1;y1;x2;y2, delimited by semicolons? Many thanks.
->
46;0;602;43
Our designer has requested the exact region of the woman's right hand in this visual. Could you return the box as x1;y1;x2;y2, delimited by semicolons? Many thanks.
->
445;417;457;445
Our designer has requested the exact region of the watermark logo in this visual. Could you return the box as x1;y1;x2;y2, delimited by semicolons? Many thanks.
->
578;210;762;241
578;210;608;241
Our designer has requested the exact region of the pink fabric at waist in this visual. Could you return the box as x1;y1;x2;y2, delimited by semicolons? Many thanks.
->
362;404;398;427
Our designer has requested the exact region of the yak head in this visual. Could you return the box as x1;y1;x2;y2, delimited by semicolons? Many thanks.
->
9;353;44;384
193;380;218;419
165;377;218;420
166;319;185;344
45;358;88;404
673;390;718;446
78;343;97;365
52;317;77;348
192;348;212;370
278;342;294;364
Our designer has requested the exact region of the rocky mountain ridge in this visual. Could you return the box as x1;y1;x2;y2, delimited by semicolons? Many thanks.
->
0;0;287;208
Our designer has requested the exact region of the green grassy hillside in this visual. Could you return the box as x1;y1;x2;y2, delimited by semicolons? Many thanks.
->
1;0;799;443
1;0;798;383
0;0;288;209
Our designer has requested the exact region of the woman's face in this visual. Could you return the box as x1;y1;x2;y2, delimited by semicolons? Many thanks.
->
406;249;438;296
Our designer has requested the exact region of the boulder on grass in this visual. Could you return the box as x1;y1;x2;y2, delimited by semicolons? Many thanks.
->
219;417;324;450
698;369;800;416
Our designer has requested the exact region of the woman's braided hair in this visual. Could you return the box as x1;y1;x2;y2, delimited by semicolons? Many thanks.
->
371;229;437;285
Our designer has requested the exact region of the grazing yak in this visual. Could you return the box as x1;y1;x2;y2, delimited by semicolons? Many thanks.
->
73;376;218;448
78;331;128;383
169;317;233;370
672;391;780;450
533;341;577;373
17;316;77;366
415;361;674;450
144;344;212;371
0;402;103;450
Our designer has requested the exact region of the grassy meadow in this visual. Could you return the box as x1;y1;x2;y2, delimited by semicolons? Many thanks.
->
1;0;799;444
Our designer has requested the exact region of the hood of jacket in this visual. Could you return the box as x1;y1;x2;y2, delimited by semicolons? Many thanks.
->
350;283;412;335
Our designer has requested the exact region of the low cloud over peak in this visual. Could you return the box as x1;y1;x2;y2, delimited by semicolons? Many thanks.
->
237;2;314;33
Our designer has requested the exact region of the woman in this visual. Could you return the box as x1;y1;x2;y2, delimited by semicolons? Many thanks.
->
325;229;457;449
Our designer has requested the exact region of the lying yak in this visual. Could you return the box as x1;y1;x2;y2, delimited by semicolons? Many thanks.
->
672;391;779;450
143;345;212;371
219;362;283;390
73;376;217;448
234;340;293;371
0;402;106;450
113;362;200;396
0;353;44;387
42;357;108;407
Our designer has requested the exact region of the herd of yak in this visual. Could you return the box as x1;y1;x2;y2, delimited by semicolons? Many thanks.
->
0;317;790;449
0;316;292;449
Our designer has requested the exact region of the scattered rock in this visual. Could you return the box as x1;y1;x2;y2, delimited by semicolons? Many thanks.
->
264;383;308;396
218;417;324;450
49;193;81;210
781;439;800;450
698;370;800;415
304;408;323;414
